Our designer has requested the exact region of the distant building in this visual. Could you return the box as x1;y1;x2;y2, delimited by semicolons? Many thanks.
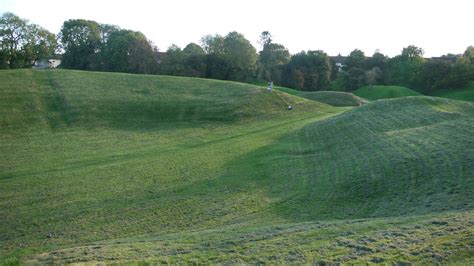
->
34;59;61;69
330;54;346;71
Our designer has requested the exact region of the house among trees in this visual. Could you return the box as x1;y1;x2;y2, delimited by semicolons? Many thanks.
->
330;54;346;71
33;59;61;69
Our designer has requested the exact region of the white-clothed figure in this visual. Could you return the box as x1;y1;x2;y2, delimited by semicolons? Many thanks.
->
268;81;273;92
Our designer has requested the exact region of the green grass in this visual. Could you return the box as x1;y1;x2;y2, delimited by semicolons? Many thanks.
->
430;81;474;102
274;86;367;107
1;70;473;264
354;85;421;100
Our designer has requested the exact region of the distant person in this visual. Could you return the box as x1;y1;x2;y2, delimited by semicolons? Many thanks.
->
288;105;293;110
268;81;273;92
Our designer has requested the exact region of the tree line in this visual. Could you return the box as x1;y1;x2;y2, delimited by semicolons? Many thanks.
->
1;12;473;93
337;46;474;93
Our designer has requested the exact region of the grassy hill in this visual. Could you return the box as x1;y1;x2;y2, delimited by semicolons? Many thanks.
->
430;81;474;102
275;86;367;107
354;85;421;100
1;70;473;264
1;70;326;132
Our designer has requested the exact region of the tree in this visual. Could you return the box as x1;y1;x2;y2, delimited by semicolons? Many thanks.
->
126;33;157;74
259;43;290;82
98;24;120;45
365;51;389;85
0;12;57;68
222;31;257;81
282;50;332;91
160;44;185;75
343;68;366;90
104;29;157;74
365;67;382;85
200;34;225;55
417;55;471;92
258;31;290;83
182;43;206;77
200;32;257;81
23;24;57;66
258;31;272;49
205;53;229;80
95;23;120;70
183;43;205;56
287;69;304;89
59;19;101;70
446;56;471;89
0;12;28;68
401;45;424;59
388;45;424;89
417;59;451;92
341;49;367;90
344;49;365;70
200;34;228;79
463;46;474;79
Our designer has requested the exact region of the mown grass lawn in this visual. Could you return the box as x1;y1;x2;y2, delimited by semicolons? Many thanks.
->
274;86;368;107
430;81;474;102
1;70;473;264
354;85;421;100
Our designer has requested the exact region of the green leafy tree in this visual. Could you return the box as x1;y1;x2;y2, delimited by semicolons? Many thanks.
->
99;24;120;45
417;55;471;92
388;45;424;89
127;34;157;74
344;49;365;70
258;31;272;49
59;19;101;70
183;43;205;56
0;12;28;68
160;44;186;75
199;32;257;81
200;34;228;79
200;34;225;55
365;51;389;84
182;43;206;77
417;59;451;92
463;46;474;79
222;31;257;81
282;50;332;91
341;49;367;90
258;31;290;83
0;12;57;68
104;29;157;74
402;45;424;59
446;56;472;88
287;68;305;89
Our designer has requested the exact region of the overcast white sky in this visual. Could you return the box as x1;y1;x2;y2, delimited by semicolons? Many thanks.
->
1;0;473;57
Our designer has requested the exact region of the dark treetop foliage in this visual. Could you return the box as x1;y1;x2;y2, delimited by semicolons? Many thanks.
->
0;12;57;69
281;50;332;91
59;19;158;73
2;13;473;93
59;19;102;70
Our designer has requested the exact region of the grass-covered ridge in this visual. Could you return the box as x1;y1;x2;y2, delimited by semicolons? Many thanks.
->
354;85;421;100
0;70;324;132
430;81;474;102
275;86;367;106
1;70;473;264
270;96;474;219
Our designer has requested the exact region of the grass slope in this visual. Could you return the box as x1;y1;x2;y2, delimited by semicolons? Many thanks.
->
275;86;367;107
354;85;421;100
0;70;324;132
430;81;474;102
1;70;473;264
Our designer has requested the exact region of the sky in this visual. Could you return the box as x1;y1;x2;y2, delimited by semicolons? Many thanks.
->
1;0;473;57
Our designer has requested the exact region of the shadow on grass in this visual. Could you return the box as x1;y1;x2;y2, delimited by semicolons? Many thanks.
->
182;98;474;223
